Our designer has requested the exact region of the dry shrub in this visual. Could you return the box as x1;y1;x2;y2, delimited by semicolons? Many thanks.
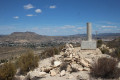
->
90;57;120;79
40;47;60;59
17;50;39;75
97;40;103;48
100;48;109;54
0;62;16;80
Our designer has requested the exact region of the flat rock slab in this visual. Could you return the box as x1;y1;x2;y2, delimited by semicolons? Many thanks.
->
81;41;96;50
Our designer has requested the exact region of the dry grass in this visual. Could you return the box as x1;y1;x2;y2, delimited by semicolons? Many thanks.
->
17;50;39;75
0;62;16;80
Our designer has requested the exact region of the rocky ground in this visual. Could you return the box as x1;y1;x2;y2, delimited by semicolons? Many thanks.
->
15;44;112;80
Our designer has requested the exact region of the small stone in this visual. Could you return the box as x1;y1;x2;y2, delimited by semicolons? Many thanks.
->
84;58;93;64
83;67;90;71
70;54;73;58
28;71;46;79
54;61;61;67
67;65;72;72
80;59;89;67
14;75;25;80
50;70;57;76
64;58;72;61
60;70;66;77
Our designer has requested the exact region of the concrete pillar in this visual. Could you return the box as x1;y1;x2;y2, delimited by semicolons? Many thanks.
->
87;22;92;41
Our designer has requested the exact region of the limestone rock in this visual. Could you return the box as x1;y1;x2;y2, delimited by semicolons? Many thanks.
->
50;70;57;76
80;59;89;67
14;75;25;80
67;65;72;72
64;58;72;61
84;58;93;64
28;71;46;79
54;61;61;67
60;70;66;76
78;67;83;71
41;66;52;72
83;67;90;71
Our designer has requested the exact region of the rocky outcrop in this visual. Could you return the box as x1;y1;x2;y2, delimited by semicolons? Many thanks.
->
15;43;111;80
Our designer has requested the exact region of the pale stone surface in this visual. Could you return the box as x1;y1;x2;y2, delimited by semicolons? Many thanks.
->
81;41;96;49
80;59;89;67
60;70;66;77
28;71;46;79
50;70;57;76
87;22;92;41
54;61;61;67
14;75;25;80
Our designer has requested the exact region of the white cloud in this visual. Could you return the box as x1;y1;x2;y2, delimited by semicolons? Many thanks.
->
24;4;34;9
13;16;19;19
26;14;36;17
77;27;84;30
61;25;75;29
101;26;117;28
49;5;56;9
35;9;42;13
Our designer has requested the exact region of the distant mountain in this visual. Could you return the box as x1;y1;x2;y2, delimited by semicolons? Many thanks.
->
0;32;120;43
97;33;120;36
0;32;53;43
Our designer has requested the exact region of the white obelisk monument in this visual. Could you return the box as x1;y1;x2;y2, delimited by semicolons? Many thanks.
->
81;22;96;49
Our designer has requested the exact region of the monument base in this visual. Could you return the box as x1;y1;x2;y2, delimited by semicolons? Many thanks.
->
81;41;96;50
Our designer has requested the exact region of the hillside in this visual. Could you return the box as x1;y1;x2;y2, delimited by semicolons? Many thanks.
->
0;32;53;43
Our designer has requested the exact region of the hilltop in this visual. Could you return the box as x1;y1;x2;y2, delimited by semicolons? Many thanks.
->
0;32;53;43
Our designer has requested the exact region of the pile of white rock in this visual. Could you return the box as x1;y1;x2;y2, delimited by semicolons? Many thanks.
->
14;43;110;80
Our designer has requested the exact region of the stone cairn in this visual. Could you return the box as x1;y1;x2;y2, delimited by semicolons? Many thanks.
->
14;43;103;80
40;43;91;77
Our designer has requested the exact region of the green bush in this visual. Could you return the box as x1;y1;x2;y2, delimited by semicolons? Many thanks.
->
90;57;120;79
100;48;109;54
0;62;16;80
97;40;103;48
0;59;8;64
17;50;39;75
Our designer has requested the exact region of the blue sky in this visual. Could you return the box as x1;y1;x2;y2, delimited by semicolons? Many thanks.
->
0;0;120;36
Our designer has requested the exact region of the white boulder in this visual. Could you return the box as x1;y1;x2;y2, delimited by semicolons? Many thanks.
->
60;70;66;76
50;70;57;76
28;71;46;79
54;61;61;67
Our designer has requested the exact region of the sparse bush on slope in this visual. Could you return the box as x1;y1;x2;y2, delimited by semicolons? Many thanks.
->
40;45;65;59
17;50;39;75
0;62;16;80
90;57;120;79
97;39;103;48
100;47;109;54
